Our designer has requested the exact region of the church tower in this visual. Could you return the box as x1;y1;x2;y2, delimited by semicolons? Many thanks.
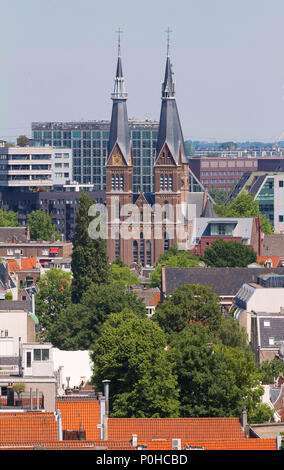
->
154;32;190;260
106;30;133;265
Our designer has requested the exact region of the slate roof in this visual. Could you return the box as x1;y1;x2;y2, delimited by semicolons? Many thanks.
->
0;300;31;311
164;267;284;296
258;315;284;349
0;263;16;289
249;173;268;196
261;234;284;256
155;56;187;164
0;227;28;243
107;54;131;164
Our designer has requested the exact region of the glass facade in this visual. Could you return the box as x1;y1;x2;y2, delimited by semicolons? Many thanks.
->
256;177;274;226
32;121;159;192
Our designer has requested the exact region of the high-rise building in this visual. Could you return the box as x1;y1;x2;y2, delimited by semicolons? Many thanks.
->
31;119;159;193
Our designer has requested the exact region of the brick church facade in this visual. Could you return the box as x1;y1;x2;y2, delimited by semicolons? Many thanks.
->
105;43;209;267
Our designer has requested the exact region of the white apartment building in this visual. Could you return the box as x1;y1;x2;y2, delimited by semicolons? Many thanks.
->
0;146;72;188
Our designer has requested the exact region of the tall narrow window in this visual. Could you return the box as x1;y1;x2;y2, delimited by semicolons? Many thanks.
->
169;174;173;191
115;174;119;190
133;241;138;263
120;174;124;190
160;174;164;191
164;232;169;251
111;174;115;190
115;232;120;259
140;233;145;267
146;241;151;266
165;174;168;190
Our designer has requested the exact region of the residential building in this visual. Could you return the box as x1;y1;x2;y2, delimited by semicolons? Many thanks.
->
258;233;284;267
233;273;284;363
189;215;261;256
0;238;72;265
0;186;105;240
161;266;284;311
0;146;72;189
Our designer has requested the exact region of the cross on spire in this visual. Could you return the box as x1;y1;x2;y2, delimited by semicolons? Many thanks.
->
116;25;123;57
165;27;172;57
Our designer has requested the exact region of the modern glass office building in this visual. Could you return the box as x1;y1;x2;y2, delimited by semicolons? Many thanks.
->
32;120;159;193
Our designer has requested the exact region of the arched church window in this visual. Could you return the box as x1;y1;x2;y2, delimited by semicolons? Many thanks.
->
115;232;120;259
140;232;145;267
120;174;124;190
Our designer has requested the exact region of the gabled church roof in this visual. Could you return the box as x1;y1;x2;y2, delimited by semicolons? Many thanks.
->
155;54;187;164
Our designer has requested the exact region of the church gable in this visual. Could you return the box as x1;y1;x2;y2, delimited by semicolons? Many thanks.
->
106;143;128;167
155;142;177;167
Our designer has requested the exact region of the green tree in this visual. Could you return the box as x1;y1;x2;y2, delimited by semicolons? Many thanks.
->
0;209;18;227
202;239;257;267
153;283;222;336
71;191;111;303
90;309;180;417
169;324;269;422
35;268;72;342
49;282;147;350
212;315;250;352
111;264;139;286
16;135;30;147
258;359;284;385
215;192;273;234
209;186;229;205
148;244;201;288
27;210;60;241
5;292;13;300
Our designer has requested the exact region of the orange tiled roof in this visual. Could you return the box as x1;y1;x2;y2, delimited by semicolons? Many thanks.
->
0;412;57;442
257;256;280;268
142;438;277;450
56;399;101;441
8;257;37;272
108;417;246;441
0;440;134;450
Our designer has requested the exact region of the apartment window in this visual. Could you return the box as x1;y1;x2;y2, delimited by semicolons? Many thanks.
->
264;321;270;327
279;181;284;188
279;215;284;223
269;338;275;346
33;349;49;361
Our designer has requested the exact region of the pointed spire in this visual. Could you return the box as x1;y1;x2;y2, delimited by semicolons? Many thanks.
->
107;27;131;164
112;26;127;100
155;29;186;164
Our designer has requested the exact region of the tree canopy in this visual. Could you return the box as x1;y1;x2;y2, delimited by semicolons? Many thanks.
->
214;192;273;234
16;135;30;147
71;191;111;303
202;238;257;267
0;209;18;227
35;268;72;342
169;323;273;422
111;264;139;286
153;283;222;336
148;244;201;288
90;309;180;417
47;282;147;350
27;210;60;241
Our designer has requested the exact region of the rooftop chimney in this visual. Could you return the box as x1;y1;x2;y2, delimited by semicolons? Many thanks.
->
102;379;111;441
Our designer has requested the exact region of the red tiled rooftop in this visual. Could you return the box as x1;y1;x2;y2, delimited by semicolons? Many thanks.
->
8;257;37;272
0;412;57;442
56;399;101;441
108;417;246;441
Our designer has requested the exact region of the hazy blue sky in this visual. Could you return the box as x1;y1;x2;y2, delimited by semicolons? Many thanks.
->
1;0;284;142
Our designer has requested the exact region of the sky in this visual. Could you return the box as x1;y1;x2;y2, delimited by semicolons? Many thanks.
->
1;0;284;143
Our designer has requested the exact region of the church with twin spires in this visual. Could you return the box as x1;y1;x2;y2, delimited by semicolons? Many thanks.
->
105;36;211;267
